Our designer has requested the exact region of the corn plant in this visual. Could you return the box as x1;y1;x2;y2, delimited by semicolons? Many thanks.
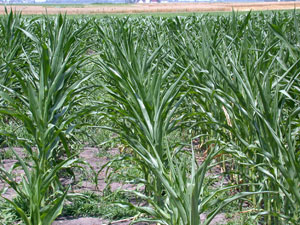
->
93;20;267;224
197;12;300;224
0;9;24;87
116;141;268;225
164;11;300;224
94;23;186;203
211;48;300;224
0;14;91;225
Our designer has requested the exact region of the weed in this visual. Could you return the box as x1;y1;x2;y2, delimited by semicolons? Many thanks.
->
61;191;137;220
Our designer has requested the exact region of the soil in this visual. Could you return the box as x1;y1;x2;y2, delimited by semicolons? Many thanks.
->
1;2;300;15
52;214;228;225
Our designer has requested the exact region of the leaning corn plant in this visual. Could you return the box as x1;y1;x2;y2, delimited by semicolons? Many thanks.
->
0;14;91;225
203;12;300;224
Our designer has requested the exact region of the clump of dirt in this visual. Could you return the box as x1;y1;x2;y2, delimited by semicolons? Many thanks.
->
53;217;108;225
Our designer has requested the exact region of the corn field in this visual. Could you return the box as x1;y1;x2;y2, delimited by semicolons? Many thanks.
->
0;9;299;225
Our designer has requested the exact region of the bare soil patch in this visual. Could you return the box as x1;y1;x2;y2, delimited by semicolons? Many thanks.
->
1;2;300;15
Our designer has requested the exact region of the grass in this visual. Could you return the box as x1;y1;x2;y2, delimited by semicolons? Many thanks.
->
0;148;14;160
61;191;137;220
0;190;137;223
0;198;19;224
224;213;260;225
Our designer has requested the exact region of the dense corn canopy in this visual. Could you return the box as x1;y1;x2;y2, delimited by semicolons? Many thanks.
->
0;10;299;225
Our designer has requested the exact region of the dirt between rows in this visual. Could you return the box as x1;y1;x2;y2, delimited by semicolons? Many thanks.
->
1;2;300;15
